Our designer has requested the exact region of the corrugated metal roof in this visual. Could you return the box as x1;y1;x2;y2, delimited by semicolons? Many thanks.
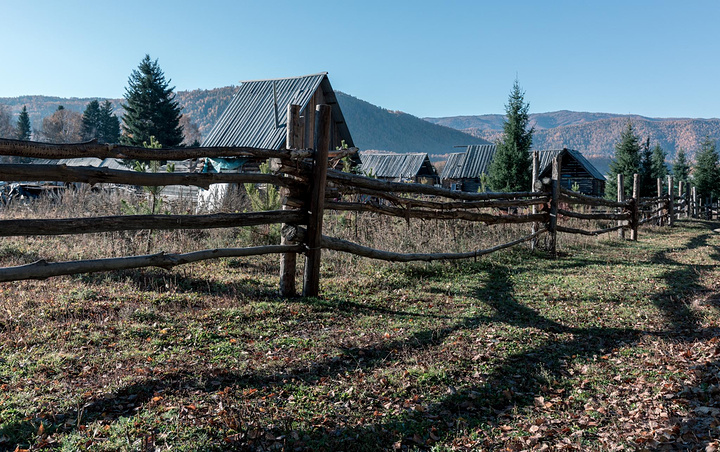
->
202;72;353;149
538;149;606;181
440;144;497;180
359;152;435;179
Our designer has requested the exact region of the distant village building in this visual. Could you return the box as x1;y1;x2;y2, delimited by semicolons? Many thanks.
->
439;145;605;196
439;144;496;192
359;152;438;184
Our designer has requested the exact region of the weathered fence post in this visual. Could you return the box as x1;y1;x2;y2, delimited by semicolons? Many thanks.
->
617;173;625;239
692;187;697;218
531;150;539;251
667;175;674;226
279;104;303;297
631;173;639;240
657;178;664;226
302;104;332;297
548;155;561;257
678;180;684;218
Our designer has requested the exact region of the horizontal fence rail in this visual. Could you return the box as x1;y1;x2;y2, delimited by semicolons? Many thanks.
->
0;106;710;296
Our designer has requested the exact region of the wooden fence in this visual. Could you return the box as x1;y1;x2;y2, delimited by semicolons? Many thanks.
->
0;104;703;297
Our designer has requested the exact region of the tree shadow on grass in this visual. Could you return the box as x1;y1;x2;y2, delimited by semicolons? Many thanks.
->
3;223;720;450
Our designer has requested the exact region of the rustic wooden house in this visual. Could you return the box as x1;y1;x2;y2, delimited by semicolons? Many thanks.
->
439;144;496;192
359;152;439;184
537;148;606;196
439;145;605;195
202;72;354;158
199;73;355;209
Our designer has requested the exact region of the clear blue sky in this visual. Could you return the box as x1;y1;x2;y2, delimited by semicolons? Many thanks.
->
1;0;718;119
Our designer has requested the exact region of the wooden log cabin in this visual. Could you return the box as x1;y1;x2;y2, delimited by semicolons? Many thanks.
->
202;72;355;169
359;152;439;184
440;145;605;196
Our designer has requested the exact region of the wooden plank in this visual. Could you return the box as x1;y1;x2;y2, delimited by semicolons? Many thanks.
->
631;173;639;240
0;210;304;237
616;174;625;239
320;228;548;262
279;104;303;297
302;104;332;297
327;170;546;201
559;188;631;208
0;245;303;283
667;175;674;226
531;150;539;251
0;137;311;161
549;155;561;257
325;201;548;224
0;164;298;189
557;208;630;221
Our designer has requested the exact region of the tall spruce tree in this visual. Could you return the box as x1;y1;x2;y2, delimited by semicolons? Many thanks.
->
82;100;120;143
99;101;120;143
638;137;653;196
693;136;720;199
16;106;31;140
81;100;102;141
672;148;690;185
650;144;677;184
488;80;534;192
121;55;183;147
606;121;641;200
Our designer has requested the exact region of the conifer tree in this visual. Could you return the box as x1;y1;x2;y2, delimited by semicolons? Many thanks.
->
638;137;653;196
651;144;668;181
81;100;102;141
99;101;120;144
16;106;31;140
488;80;534;192
606;121;641;200
82;100;120;143
672;148;690;185
693;136;720;199
121;55;183;147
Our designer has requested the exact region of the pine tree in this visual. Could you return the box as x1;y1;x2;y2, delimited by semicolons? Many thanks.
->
99;101;120;144
121;55;183;147
82;100;120;143
488;80;534;192
672;148;690;184
606;121;641;200
16;106;31;140
81;100;102;141
651;145;668;180
693;136;720;199
638;137;653;196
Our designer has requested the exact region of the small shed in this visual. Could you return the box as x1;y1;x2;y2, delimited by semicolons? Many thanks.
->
439;144;496;192
537;148;606;196
359;152;438;184
202;72;354;155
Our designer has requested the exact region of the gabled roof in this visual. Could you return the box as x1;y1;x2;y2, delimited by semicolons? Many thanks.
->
359;152;436;179
440;144;497;180
440;145;605;182
538;148;606;181
202;72;353;149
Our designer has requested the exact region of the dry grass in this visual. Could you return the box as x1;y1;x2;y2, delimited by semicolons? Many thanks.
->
2;191;717;451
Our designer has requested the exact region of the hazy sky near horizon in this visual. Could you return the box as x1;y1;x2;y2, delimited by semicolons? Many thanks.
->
1;0;718;119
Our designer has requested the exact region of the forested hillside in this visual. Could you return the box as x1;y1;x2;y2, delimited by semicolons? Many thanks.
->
335;92;488;156
427;111;720;168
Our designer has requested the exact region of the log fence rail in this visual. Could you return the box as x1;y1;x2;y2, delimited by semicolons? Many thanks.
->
0;104;710;296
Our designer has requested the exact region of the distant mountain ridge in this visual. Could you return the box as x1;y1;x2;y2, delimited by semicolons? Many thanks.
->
426;111;720;174
4;88;719;176
0;88;485;157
